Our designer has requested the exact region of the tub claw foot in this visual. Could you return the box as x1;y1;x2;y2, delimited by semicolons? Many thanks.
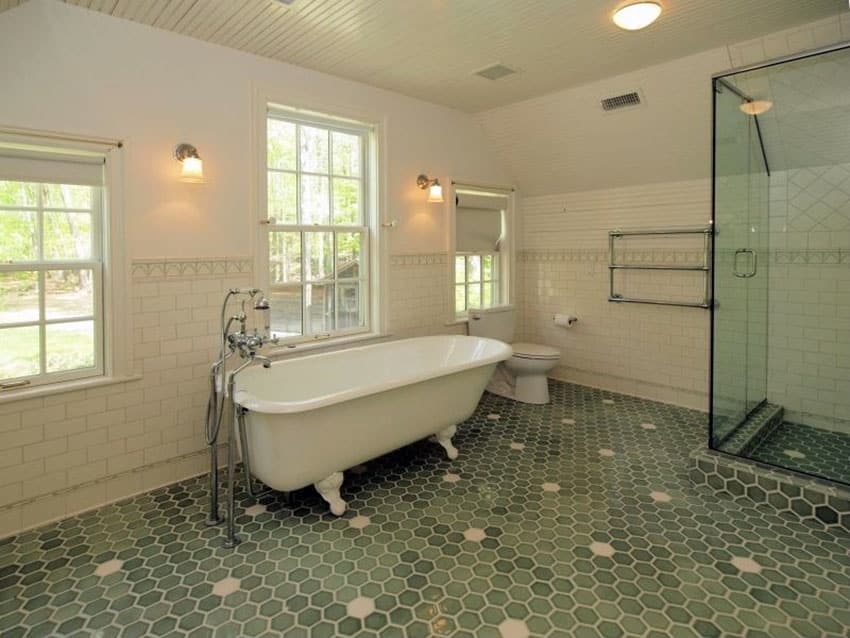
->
315;472;346;516
433;425;458;460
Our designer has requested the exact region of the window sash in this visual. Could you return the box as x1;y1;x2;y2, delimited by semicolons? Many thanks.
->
0;180;104;388
265;112;373;343
455;253;500;315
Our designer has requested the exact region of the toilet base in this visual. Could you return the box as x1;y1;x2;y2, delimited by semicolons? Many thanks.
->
515;374;550;404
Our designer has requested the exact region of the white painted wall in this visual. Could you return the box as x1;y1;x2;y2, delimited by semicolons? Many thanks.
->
0;0;509;258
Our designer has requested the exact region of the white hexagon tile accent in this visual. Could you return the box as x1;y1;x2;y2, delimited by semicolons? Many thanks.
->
509;442;525;451
94;559;123;577
641;422;657;430
561;418;576;425
598;448;616;457
463;528;487;542
346;596;375;619
499;618;530;638
349;515;371;530
245;504;266;516
487;413;501;421
443;472;461;483
542;482;561;493
650;491;672;503
590;541;616;557
212;576;241;598
602;399;615;405
731;557;763;574
783;449;806;459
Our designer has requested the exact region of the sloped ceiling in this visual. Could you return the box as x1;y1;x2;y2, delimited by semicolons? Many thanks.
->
728;46;850;172
0;0;845;113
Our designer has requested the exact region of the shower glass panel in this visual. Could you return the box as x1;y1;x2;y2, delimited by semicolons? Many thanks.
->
710;44;850;488
711;82;769;447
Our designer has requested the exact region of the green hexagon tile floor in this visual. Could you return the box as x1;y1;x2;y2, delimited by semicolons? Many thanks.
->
2;381;849;638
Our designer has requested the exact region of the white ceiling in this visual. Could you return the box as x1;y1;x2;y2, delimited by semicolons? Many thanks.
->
1;0;845;113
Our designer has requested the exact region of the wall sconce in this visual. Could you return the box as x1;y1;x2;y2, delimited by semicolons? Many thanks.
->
174;143;204;183
417;173;444;203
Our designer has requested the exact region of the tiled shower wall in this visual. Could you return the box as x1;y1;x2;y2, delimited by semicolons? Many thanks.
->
516;180;711;410
767;164;850;433
0;255;453;536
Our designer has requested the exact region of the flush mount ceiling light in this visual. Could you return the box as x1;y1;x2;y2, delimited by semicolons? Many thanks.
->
739;100;773;116
613;2;662;30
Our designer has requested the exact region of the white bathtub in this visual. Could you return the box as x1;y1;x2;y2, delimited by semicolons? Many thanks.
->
234;335;511;515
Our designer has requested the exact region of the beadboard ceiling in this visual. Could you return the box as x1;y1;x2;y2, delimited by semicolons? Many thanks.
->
0;0;845;112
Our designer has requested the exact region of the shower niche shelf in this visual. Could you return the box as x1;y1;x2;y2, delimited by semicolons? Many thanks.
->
607;227;712;309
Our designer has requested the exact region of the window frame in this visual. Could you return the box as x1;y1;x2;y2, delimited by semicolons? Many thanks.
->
0;132;128;398
256;95;386;348
454;252;500;316
448;181;515;321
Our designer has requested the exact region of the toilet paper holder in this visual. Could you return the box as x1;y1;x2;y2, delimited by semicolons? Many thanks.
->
553;314;578;327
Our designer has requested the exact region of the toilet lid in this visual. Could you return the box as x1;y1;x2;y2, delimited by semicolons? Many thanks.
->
512;342;560;360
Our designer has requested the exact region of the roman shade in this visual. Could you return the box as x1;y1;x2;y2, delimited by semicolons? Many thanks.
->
455;192;506;253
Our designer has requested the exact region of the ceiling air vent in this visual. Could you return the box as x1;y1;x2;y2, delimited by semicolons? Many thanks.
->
474;64;517;81
601;91;642;111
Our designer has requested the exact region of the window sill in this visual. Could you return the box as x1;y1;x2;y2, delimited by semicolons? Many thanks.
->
266;332;392;357
446;318;469;326
0;374;143;405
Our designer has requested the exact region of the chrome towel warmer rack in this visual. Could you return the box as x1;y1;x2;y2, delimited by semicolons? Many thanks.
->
608;227;712;309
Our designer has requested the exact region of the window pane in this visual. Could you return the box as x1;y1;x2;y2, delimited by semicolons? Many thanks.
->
42;184;93;210
46;320;95;373
45;269;94;320
269;232;301;283
268;119;296;170
332;132;361;177
337;281;364;330
332;178;360;225
454;256;465;284
43;211;92;260
270;288;302;338
0;210;38;262
301;175;330;225
0;181;38;207
300;126;329;173
305;232;333;282
482;255;494;281
467;255;481;283
336;232;362;279
482;281;494;307
0;271;39;324
455;284;466;314
268;172;297;224
306;284;334;334
467;283;481;309
0;325;39;379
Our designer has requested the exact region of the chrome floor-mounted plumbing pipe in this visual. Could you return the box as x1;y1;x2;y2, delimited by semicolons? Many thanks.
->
205;288;277;546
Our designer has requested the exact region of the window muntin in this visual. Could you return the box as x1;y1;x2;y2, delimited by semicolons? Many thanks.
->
0;179;104;387
265;112;371;341
454;253;500;315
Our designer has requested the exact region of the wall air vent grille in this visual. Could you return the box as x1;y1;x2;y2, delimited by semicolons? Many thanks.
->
601;91;642;111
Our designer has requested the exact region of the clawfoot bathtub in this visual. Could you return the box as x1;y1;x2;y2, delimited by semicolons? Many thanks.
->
234;335;510;515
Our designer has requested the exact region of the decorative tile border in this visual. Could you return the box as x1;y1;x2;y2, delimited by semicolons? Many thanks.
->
520;248;850;266
690;447;850;532
389;253;448;266
131;256;253;280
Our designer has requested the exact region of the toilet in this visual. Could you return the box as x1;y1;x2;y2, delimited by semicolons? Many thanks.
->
468;305;560;404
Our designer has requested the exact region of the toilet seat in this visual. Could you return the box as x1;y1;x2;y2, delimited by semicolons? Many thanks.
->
511;342;560;360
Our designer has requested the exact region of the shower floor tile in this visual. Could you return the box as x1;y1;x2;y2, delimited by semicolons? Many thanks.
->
2;381;850;637
749;421;850;486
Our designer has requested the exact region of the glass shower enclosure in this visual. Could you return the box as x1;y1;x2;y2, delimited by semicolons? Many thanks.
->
710;44;850;487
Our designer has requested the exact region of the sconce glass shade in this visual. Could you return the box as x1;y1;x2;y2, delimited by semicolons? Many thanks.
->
428;183;444;203
180;156;204;182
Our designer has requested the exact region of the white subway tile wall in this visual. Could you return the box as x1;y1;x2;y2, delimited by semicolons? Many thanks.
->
0;255;464;536
516;180;712;410
767;164;850;434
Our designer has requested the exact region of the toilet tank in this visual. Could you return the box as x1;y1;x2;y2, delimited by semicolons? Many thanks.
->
468;306;515;343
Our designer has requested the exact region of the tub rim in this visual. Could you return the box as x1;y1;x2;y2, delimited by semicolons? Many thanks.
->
233;335;510;415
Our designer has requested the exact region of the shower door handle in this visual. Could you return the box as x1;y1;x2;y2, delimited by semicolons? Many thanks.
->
733;249;757;278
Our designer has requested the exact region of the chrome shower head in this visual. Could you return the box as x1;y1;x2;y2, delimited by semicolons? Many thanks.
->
254;298;270;311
